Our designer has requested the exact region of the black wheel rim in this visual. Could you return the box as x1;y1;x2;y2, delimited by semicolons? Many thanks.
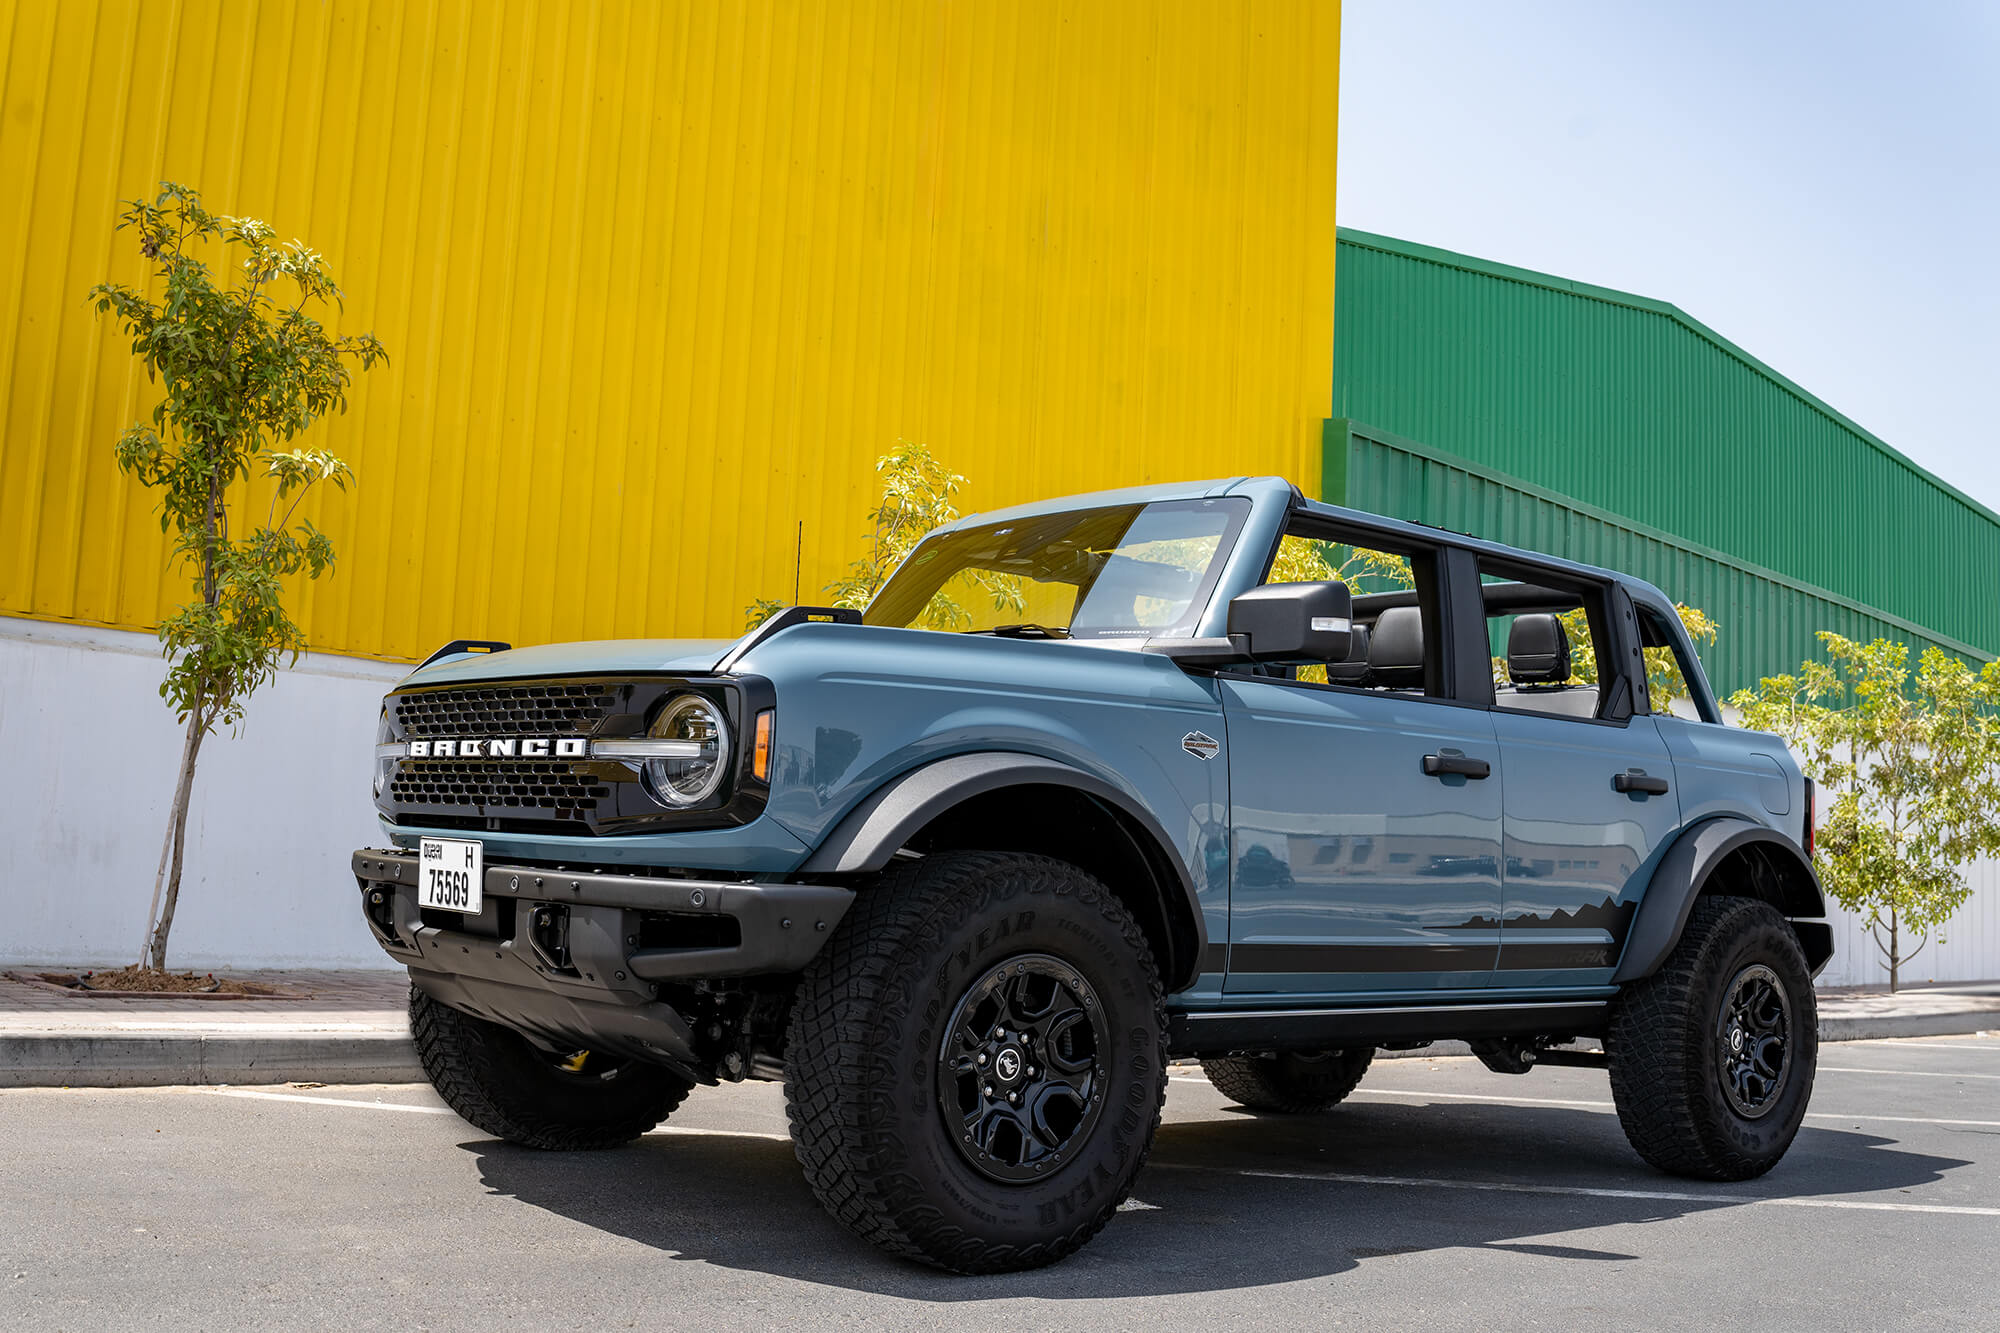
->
937;953;1108;1184
1716;963;1792;1119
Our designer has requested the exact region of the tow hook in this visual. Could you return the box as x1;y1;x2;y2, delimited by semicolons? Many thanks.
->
528;904;575;974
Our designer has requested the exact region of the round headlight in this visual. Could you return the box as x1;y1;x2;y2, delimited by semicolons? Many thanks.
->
643;694;730;807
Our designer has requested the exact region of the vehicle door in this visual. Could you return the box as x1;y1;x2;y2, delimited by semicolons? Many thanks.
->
1221;534;1503;999
1478;564;1682;988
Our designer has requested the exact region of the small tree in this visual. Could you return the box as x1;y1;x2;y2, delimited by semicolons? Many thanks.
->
90;183;387;969
747;442;1023;629
1730;633;2000;990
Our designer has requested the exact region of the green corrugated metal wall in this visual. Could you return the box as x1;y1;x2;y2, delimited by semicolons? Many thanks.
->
1328;420;1992;696
1330;229;2000;664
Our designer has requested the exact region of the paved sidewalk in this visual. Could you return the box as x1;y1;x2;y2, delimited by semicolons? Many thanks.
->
2;967;1995;1088
0;968;418;1087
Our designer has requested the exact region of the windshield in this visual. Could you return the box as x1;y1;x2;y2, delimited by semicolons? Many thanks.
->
863;498;1252;638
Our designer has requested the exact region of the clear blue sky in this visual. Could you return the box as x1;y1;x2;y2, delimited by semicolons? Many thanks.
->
1339;1;2000;512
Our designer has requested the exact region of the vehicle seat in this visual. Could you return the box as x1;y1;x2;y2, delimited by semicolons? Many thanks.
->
1498;614;1600;718
1366;607;1425;690
1507;613;1570;685
1325;624;1372;685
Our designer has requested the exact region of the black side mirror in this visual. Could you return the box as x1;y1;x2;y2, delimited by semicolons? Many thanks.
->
1226;581;1353;663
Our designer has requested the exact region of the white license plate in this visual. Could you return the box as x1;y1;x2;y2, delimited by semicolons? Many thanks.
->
418;838;484;914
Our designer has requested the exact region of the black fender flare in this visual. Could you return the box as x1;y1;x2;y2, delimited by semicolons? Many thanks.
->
799;751;1207;986
1612;816;1832;982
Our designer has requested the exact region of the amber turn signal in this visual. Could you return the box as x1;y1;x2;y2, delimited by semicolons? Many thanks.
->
752;709;773;781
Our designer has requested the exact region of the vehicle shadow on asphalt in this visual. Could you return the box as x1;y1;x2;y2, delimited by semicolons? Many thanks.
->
468;1100;1968;1297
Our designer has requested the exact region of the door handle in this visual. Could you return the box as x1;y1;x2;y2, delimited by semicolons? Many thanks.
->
1422;750;1491;780
1613;769;1670;795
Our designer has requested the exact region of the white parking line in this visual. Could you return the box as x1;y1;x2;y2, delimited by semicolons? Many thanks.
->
207;1088;453;1114
201;1087;1998;1217
203;1088;798;1139
1189;1083;2000;1130
1844;1040;2000;1052
654;1125;791;1143
1820;1065;2000;1080
1151;1163;2000;1217
1352;1086;2000;1130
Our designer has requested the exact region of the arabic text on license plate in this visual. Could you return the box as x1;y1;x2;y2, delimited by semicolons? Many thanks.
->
418;838;483;914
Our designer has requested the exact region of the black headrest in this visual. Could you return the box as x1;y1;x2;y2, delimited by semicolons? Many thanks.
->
1367;607;1425;689
1508;613;1571;685
1326;624;1372;684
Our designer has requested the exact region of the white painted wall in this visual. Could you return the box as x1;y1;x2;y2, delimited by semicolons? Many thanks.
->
0;616;404;969
2;614;1993;983
1817;856;2000;988
1688;699;2000;988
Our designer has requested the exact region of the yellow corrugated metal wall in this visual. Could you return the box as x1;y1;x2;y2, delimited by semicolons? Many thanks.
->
1;0;1340;661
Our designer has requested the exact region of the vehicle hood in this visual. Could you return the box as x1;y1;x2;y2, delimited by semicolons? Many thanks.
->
398;638;739;687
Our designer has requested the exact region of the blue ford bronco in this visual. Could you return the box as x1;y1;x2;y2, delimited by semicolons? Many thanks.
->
355;476;1829;1272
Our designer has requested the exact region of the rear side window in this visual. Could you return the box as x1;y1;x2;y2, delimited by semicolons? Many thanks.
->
1479;559;1617;723
1638;605;1713;719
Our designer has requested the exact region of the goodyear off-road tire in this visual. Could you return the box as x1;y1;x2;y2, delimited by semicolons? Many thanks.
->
409;985;692;1150
785;852;1168;1274
1200;1049;1375;1113
1607;896;1817;1180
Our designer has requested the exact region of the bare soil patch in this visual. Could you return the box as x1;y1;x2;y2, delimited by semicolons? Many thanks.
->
7;967;303;1000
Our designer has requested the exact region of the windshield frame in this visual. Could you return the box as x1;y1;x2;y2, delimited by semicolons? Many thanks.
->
863;497;1255;640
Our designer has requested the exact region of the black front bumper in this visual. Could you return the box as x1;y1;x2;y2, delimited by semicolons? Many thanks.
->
353;848;852;1067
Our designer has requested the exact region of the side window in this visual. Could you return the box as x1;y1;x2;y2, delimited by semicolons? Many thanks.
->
1480;559;1615;722
1258;530;1443;698
1638;606;1711;719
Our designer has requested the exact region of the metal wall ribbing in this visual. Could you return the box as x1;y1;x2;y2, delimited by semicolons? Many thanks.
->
0;0;1341;661
1332;230;2000;660
1330;420;1991;697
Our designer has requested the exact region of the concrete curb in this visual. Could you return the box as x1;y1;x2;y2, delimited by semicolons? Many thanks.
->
0;1031;422;1089
1819;1012;1999;1042
1;1009;1993;1089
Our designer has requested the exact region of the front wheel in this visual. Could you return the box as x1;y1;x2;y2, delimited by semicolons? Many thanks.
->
410;985;693;1150
784;852;1168;1274
1607;896;1817;1180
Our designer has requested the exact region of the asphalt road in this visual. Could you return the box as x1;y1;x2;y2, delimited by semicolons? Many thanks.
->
3;1038;1997;1332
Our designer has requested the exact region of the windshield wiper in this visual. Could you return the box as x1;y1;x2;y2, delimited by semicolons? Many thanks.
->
982;623;1071;639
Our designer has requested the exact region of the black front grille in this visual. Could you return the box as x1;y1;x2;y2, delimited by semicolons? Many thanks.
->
395;682;616;739
380;674;767;835
389;759;612;816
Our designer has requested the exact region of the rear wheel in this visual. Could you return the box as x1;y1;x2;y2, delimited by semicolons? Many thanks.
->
785;852;1167;1274
1201;1049;1375;1113
409;985;693;1150
1607;896;1817;1180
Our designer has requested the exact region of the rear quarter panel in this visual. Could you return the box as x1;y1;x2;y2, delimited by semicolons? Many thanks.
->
1653;715;1801;836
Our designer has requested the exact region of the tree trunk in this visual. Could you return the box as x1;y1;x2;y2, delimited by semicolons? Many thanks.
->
1888;905;1899;994
143;708;207;971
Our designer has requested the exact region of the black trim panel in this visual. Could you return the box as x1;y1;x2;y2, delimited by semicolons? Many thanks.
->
1228;942;1499;974
1612;817;1828;982
1168;1000;1609;1056
1495;940;1617;971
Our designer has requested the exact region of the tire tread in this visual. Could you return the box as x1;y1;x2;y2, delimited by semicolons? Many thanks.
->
784;852;1166;1274
410;985;690;1150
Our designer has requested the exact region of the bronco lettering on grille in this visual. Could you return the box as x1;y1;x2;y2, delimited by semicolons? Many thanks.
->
406;737;588;759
